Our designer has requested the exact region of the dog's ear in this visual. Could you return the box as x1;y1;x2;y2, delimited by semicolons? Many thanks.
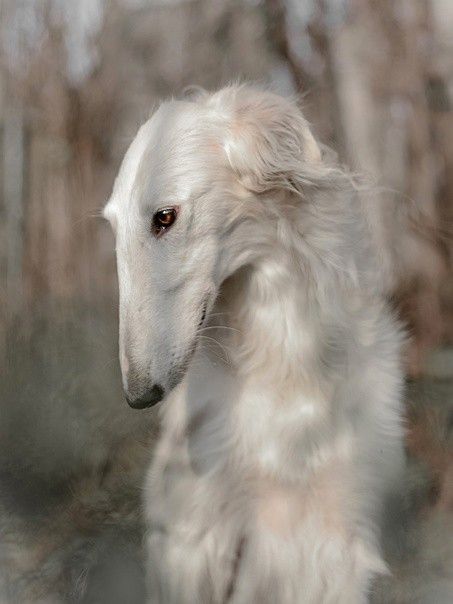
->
218;87;322;193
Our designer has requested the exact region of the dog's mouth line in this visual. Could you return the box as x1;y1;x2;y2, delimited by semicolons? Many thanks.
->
198;297;209;329
166;296;211;392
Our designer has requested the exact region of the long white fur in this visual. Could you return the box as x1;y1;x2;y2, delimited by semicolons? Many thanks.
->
105;85;405;603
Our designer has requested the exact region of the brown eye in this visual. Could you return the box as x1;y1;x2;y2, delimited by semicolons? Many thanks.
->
152;207;178;237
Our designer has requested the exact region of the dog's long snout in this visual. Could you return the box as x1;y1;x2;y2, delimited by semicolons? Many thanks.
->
125;384;165;409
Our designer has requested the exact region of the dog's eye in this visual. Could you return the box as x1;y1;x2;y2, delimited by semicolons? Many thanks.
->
152;207;178;237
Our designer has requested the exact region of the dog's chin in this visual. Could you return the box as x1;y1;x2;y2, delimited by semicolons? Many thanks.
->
166;305;210;394
167;338;198;394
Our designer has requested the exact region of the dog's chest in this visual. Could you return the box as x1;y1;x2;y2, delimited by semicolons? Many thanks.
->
183;371;326;475
231;377;333;478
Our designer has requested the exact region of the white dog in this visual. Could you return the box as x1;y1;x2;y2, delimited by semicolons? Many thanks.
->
104;84;405;603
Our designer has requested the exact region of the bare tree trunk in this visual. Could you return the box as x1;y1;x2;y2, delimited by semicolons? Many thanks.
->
2;100;25;315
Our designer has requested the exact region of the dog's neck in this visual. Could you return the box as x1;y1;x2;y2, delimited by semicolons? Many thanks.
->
217;249;326;388
181;246;339;478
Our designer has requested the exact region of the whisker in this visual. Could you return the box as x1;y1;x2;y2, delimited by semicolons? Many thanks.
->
72;208;107;227
199;325;242;335
206;312;231;319
189;339;226;366
193;342;228;366
196;334;232;364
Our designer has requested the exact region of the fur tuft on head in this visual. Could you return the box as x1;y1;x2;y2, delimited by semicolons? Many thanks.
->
205;85;322;194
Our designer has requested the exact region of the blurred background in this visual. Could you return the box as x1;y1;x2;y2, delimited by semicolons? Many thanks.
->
0;1;452;602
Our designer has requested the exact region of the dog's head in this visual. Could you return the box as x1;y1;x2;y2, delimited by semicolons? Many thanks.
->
104;85;322;408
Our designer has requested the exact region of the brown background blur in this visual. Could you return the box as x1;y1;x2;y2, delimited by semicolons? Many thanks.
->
0;2;452;601
2;0;453;370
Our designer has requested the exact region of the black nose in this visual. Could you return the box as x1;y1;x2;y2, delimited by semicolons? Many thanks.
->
125;384;165;409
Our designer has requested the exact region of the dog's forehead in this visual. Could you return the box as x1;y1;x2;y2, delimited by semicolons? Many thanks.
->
139;103;216;199
106;101;221;218
104;117;156;219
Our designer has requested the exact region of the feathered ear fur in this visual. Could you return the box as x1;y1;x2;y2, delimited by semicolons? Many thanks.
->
208;85;322;194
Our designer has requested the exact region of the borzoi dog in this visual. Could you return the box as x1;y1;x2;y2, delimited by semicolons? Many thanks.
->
104;85;404;603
